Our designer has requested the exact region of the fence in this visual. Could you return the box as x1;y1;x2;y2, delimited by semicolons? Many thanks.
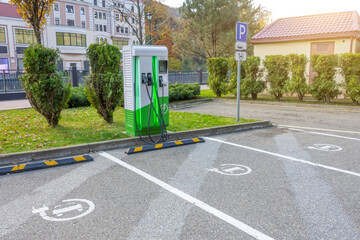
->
168;69;208;85
0;67;208;95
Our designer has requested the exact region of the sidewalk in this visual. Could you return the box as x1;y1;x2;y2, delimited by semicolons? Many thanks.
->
0;99;31;111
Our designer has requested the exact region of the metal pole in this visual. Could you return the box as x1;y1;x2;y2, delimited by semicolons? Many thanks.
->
236;60;241;121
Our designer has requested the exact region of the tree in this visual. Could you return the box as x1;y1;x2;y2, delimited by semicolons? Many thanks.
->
10;0;55;44
174;0;270;61
286;54;308;102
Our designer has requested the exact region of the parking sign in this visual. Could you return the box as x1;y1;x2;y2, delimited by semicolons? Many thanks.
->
236;22;247;42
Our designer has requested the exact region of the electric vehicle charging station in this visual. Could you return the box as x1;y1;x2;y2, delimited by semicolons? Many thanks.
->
123;45;205;154
123;45;169;140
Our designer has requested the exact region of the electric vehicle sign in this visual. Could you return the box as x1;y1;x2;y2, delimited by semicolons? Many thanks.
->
208;164;252;176
32;199;95;222
161;104;169;114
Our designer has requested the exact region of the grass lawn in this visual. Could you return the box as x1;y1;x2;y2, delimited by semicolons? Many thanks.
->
0;107;256;154
199;89;360;107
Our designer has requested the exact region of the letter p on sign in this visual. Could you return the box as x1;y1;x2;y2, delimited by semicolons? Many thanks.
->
236;22;247;42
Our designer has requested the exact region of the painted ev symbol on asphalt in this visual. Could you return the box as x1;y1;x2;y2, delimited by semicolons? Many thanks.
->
32;199;95;222
308;144;342;152
208;164;252;176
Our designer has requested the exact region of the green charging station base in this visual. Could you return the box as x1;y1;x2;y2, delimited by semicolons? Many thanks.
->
125;137;205;155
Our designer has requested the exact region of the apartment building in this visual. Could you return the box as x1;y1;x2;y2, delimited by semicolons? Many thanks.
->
0;0;142;71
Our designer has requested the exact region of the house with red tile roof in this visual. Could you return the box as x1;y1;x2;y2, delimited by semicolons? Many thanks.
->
251;11;360;83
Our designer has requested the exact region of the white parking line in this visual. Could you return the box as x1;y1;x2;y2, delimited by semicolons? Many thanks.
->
205;137;360;178
277;124;360;135
100;151;275;240
287;128;360;142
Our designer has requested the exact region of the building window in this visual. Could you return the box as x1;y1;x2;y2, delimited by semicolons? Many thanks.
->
113;39;128;49
0;27;5;43
94;12;98;18
99;12;102;19
125;27;128;34
55;18;60;25
121;3;124;8
99;25;103;31
103;13;106;20
131;6;134;13
54;3;59;11
0;58;9;72
67;19;75;26
94;0;97;6
56;32;86;47
66;5;74;13
81;21;86;28
95;24;99;31
102;0;105;7
116;26;120;33
80;7;85;15
17;58;24;71
103;25;107;32
116;14;119;21
15;29;36;44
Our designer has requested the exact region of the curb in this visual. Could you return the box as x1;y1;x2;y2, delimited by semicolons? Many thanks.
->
0;155;93;175
0;121;272;166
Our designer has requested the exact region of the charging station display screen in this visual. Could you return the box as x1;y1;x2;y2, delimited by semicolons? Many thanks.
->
159;60;168;73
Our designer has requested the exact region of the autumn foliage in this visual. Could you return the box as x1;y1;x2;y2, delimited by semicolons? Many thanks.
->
10;0;55;44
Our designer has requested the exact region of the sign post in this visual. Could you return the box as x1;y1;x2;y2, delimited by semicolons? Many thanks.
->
235;22;247;122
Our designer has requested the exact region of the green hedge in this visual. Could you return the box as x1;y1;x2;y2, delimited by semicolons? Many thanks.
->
286;54;308;101
207;58;228;97
169;83;200;101
263;55;289;101
339;53;360;104
68;86;90;108
310;54;340;103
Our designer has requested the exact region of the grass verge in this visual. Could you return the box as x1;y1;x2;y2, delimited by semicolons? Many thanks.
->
0;107;256;154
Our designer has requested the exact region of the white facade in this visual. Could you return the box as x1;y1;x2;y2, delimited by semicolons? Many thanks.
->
0;0;143;71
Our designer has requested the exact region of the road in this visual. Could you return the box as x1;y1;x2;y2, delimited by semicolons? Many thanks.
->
175;99;360;133
1;99;360;239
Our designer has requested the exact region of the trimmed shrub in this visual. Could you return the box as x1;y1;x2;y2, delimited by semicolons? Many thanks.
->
228;57;245;96
286;54;308;101
339;53;360;104
68;86;90;108
263;55;290;101
241;56;264;100
169;83;201;101
85;43;123;123
20;44;71;127
310;54;340;103
207;58;228;97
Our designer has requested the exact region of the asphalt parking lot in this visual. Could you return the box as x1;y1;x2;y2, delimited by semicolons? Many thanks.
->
1;126;360;240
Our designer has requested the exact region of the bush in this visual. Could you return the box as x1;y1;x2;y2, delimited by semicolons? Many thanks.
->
85;43;123;123
20;44;71;127
68;86;90;108
169;83;200;101
339;53;360;104
286;54;308;101
310;54;340;103
241;56;264;100
207;58;228;97
263;55;289;101
228;57;245;96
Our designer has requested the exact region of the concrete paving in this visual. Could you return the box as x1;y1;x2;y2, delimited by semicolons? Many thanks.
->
1;126;360;239
0;99;31;111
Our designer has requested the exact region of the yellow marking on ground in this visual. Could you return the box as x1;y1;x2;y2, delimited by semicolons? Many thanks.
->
278;124;360;135
174;141;183;145
134;147;143;152
192;138;201;142
74;156;86;161
11;164;26;171
155;144;163;149
241;102;360;113
44;160;58;166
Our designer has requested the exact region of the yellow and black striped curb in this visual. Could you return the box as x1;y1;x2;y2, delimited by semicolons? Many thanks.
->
0;155;93;176
125;137;205;155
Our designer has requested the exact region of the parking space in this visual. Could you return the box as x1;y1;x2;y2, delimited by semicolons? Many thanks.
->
1;126;360;240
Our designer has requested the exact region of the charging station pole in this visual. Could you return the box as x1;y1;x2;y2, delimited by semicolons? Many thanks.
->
235;22;247;122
